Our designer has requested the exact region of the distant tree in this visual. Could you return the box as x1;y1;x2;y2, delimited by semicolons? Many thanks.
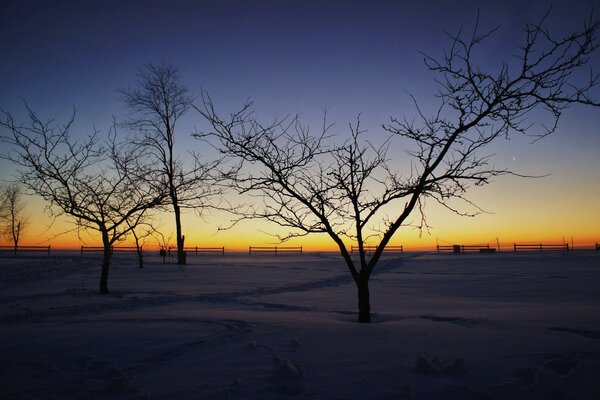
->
200;12;600;323
0;185;7;238
125;215;160;269
121;64;220;265
0;105;167;293
0;183;29;252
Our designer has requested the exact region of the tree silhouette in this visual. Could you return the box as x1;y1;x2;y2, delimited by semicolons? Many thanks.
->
200;12;600;322
1;105;166;293
0;183;29;252
121;64;220;265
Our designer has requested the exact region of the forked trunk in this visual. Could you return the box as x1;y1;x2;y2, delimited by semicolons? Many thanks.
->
356;276;371;323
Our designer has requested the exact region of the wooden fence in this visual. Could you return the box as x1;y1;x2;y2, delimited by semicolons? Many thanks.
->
181;246;225;255
437;244;493;253
248;246;303;255
513;243;569;252
0;245;51;254
113;246;141;253
80;246;105;254
350;245;403;253
80;246;142;255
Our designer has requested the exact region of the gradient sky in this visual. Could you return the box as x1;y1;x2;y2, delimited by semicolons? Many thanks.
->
1;0;599;250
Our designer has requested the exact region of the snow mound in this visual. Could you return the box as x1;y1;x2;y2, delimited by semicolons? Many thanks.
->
414;355;466;375
272;354;305;396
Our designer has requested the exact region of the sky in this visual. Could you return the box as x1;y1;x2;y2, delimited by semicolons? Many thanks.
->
1;0;599;251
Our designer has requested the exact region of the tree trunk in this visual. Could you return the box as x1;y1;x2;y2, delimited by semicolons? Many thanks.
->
137;247;144;269
100;247;111;294
12;224;18;255
100;231;112;294
356;276;371;323
174;203;186;265
133;232;143;269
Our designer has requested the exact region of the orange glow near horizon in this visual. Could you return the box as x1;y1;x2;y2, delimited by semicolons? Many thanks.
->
5;186;599;252
3;163;599;253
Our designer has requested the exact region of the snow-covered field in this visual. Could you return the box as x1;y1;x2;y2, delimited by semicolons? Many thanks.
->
1;251;599;399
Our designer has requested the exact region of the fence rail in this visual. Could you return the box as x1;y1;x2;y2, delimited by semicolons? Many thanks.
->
437;244;493;253
350;245;403;253
80;246;106;254
0;245;51;254
249;246;303;255
112;246;141;253
514;243;569;252
181;246;225;255
81;246;142;254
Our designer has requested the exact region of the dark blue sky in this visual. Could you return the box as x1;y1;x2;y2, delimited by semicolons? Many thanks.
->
3;0;598;127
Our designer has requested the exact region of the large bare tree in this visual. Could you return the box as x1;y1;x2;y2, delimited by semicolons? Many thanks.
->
0;105;166;293
0;183;29;252
201;12;600;322
121;64;219;265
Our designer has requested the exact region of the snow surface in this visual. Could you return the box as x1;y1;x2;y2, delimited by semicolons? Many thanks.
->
1;251;599;399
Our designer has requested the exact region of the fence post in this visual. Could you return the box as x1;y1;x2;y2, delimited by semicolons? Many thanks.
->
513;243;516;252
275;246;278;255
300;246;303;255
539;244;543;251
48;245;51;255
249;246;251;255
81;246;83;255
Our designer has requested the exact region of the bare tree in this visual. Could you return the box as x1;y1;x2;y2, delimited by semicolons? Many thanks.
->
0;105;166;294
125;215;161;269
121;64;219;265
0;183;29;252
200;12;600;323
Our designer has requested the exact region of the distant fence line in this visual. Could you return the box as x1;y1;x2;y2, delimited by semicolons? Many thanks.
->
513;243;569;252
7;241;589;256
350;245;403;253
249;246;303;255
0;245;51;254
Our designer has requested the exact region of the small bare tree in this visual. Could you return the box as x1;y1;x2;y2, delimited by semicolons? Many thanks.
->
121;64;220;265
0;183;29;252
126;215;162;269
1;105;167;293
201;12;600;322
